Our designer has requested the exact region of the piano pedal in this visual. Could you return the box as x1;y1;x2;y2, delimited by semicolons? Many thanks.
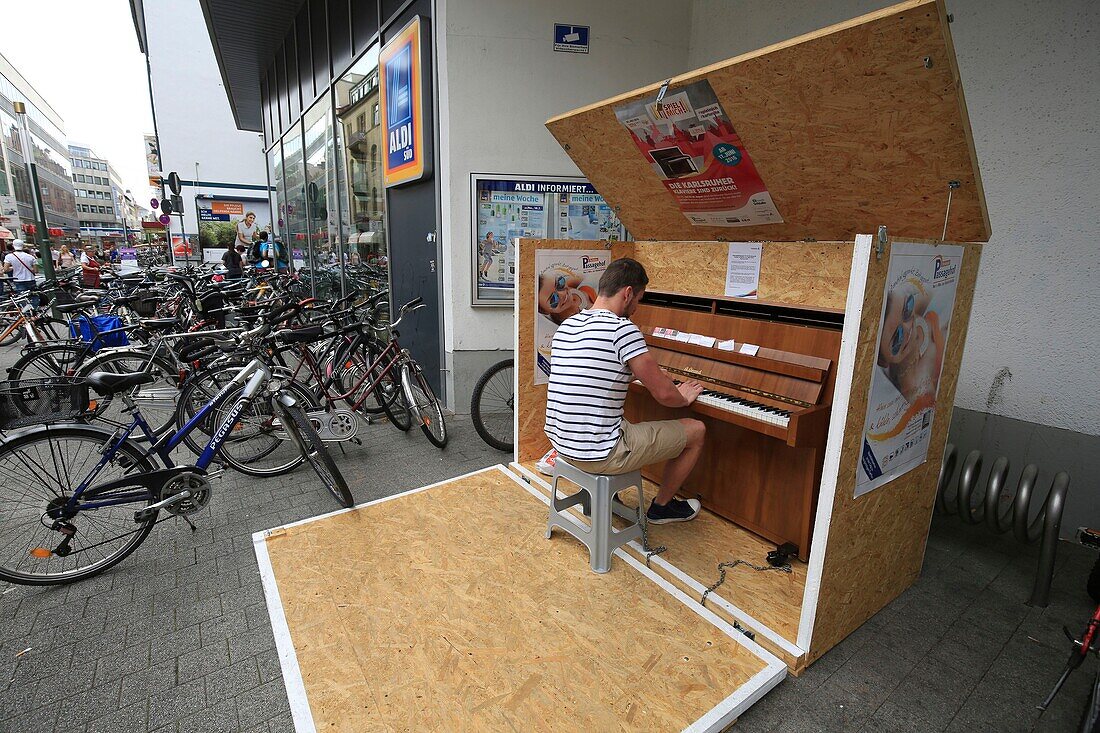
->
767;542;799;568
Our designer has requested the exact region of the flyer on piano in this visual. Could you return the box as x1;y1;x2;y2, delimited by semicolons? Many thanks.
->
534;249;610;385
855;242;964;498
613;79;783;228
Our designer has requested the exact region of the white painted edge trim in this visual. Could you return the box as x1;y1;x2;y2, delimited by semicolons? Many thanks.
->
253;533;316;733
795;234;873;652
498;467;787;733
513;272;520;465
509;461;804;658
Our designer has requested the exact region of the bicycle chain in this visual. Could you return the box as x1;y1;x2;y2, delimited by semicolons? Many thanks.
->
700;559;792;608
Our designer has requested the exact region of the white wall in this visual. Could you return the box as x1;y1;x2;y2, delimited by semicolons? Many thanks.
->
688;0;1100;441
142;0;269;234
437;0;695;371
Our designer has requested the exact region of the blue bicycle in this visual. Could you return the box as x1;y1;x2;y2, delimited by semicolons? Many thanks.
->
0;322;351;586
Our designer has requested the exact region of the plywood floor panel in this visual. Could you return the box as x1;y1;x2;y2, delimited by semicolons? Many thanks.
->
513;462;807;649
258;468;780;732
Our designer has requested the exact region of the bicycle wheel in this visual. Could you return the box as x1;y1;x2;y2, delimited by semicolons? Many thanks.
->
77;351;180;438
278;400;353;508
7;343;85;381
0;316;24;346
174;365;313;477
402;362;447;448
0;424;157;585
471;359;514;452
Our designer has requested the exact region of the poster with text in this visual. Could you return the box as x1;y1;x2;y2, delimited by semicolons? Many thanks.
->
855;241;965;498
614;80;782;228
534;249;609;385
474;177;626;305
196;197;272;255
724;242;762;298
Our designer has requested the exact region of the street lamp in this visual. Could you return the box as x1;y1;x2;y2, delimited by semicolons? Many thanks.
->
11;101;56;281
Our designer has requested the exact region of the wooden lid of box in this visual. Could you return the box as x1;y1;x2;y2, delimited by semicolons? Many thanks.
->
545;0;990;243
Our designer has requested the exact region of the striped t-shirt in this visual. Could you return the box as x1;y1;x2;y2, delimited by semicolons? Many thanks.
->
544;309;649;460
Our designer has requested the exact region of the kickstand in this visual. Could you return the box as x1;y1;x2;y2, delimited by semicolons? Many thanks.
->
179;515;198;533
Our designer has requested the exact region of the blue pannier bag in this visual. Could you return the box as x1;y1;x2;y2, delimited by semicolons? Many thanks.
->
69;315;130;353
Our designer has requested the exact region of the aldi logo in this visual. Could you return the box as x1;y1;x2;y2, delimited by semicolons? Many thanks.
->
380;16;429;187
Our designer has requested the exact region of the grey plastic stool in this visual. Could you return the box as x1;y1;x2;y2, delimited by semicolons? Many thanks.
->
545;459;644;573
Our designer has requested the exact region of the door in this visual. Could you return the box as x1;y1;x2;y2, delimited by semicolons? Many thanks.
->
383;1;442;397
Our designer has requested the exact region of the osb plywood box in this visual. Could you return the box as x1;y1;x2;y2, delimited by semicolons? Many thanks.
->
516;0;987;667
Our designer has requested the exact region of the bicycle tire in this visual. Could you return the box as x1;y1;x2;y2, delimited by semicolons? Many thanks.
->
174;365;314;477
328;337;387;417
7;343;86;381
0;424;158;585
279;400;353;508
0;316;24;346
471;358;514;452
402;362;447;448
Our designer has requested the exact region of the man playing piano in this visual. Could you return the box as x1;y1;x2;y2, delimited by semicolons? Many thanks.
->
544;257;708;524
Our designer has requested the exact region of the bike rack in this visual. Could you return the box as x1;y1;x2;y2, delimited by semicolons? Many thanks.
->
935;443;1071;607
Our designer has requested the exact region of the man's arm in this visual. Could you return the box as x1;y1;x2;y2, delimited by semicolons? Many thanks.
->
627;351;704;408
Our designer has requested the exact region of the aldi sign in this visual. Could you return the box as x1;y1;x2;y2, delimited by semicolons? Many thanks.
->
380;16;428;187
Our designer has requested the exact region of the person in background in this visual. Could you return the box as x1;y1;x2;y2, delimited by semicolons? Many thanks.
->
222;244;245;279
80;245;101;289
4;239;39;304
236;212;258;252
260;232;287;271
57;244;77;269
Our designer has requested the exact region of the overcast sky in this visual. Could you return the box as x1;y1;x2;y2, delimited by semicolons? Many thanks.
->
3;0;155;200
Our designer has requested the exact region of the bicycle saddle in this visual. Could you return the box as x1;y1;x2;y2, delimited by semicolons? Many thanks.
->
275;324;324;343
84;371;155;395
53;300;99;314
139;318;179;331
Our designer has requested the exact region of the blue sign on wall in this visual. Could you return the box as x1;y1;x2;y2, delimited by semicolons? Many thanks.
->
553;24;590;54
380;16;427;187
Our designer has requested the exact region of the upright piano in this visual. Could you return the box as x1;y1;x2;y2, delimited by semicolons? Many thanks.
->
625;291;844;560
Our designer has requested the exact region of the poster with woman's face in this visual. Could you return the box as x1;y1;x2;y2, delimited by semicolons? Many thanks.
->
533;249;608;385
856;241;964;498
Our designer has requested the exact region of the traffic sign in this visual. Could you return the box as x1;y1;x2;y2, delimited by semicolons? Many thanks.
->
167;172;182;196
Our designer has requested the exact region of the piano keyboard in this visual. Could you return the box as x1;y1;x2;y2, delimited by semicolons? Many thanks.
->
632;381;791;428
696;389;790;427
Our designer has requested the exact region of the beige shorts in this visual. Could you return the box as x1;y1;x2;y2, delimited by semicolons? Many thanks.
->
568;420;687;476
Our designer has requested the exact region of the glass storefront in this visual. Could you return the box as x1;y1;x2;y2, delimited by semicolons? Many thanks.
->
282;126;306;272
334;46;388;314
302;95;338;298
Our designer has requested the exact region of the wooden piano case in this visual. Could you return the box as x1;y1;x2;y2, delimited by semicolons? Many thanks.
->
515;0;990;671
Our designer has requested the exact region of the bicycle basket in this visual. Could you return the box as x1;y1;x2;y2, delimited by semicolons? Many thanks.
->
130;289;160;317
69;315;130;353
0;377;90;430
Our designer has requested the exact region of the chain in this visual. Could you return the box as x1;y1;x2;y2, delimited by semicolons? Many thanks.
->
700;558;792;608
638;510;666;567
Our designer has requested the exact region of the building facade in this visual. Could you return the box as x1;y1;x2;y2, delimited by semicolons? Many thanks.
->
68;145;132;247
131;0;271;265
0;51;79;244
187;0;1098;534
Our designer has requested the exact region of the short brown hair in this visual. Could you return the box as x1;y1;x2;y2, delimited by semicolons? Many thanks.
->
598;257;648;297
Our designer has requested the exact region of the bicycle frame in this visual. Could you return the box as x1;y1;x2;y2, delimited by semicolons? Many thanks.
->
57;358;271;515
314;331;404;410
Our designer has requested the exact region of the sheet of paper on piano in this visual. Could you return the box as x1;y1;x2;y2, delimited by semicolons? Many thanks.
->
673;332;693;343
738;343;760;356
715;339;736;351
653;328;676;339
689;334;717;347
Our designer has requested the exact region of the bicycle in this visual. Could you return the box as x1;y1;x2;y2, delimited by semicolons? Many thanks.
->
470;358;514;452
0;321;352;586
